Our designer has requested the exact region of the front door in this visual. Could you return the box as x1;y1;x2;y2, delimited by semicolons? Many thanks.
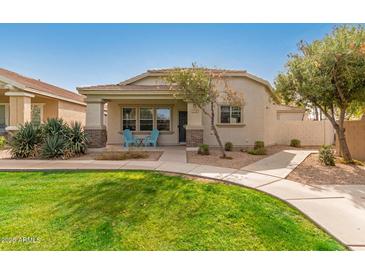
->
178;111;187;143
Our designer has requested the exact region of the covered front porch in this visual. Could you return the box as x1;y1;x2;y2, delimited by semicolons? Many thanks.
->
0;88;58;134
82;91;206;148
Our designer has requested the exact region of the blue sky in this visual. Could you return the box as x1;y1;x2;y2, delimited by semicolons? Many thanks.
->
0;24;336;92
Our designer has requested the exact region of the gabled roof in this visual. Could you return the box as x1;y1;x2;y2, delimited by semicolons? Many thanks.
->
77;67;279;103
0;68;85;105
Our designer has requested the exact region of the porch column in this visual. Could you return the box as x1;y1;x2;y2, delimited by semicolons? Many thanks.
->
5;89;34;132
85;97;107;148
186;103;204;147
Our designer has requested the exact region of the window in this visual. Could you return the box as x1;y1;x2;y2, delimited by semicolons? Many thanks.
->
139;108;153;131
31;104;43;125
220;106;242;124
122;107;136;131
156;108;171;131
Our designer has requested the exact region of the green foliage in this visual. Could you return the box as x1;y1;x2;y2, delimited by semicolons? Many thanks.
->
0;171;345;250
10;119;88;159
0;136;6;149
275;25;365;112
43;118;70;138
41;135;67;159
275;25;365;162
165;65;215;108
67;122;88;155
319;145;336;166
224;142;233;151
10;122;43;158
198;144;210;155
290;139;301;147
248;147;267;155
254;141;265;150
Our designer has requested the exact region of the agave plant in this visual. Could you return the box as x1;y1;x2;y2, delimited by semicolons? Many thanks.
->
42;118;70;138
41;135;66;159
10;122;43;158
67;122;88;155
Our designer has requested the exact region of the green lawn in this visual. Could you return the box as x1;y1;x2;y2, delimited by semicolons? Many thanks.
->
0;171;345;251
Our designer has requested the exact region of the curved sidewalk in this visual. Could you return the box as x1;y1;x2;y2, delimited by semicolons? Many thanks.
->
1;149;364;250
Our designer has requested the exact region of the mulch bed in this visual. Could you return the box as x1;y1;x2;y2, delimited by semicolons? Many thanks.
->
287;153;365;185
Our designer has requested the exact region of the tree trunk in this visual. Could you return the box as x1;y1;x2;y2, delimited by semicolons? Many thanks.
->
210;102;226;158
336;126;352;163
336;108;353;163
316;105;353;163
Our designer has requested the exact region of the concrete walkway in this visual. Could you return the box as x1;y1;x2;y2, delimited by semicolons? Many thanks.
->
0;149;364;250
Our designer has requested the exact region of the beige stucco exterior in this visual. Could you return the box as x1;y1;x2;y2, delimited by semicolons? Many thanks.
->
78;69;335;148
0;78;86;132
336;119;365;161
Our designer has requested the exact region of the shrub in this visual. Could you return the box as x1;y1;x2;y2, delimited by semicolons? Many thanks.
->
254;141;265;150
319;145;335;166
224;142;233;151
0;136;6;149
198;144;210;155
67;122;88;155
248;147;267;155
290;139;301;147
10;122;43;158
42;118;70;138
41;135;67;159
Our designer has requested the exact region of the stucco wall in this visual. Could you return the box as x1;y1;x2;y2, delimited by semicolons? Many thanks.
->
274;120;334;146
58;100;86;126
107;99;187;145
336;119;365;161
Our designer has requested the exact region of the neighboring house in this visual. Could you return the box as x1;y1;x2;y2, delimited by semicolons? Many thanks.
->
0;68;86;134
77;68;333;148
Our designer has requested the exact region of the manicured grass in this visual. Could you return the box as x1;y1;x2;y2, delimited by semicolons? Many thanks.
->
0;171;345;251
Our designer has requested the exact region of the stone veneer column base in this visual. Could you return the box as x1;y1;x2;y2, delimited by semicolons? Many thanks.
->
85;128;107;148
186;129;204;147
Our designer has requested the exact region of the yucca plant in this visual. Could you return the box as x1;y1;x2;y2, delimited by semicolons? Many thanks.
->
42;118;70;138
67;122;88;155
10;122;43;158
41;135;66;159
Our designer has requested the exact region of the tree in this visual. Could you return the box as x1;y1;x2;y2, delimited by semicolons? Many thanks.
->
165;65;244;158
275;25;365;163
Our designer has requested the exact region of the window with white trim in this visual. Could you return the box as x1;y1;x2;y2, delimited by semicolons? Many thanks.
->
122;107;136;131
156;108;171;131
139;107;153;131
220;106;242;124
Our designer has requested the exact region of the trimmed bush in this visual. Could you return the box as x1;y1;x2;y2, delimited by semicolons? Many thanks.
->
254;141;265;150
290;139;301;148
224;142;233;151
0;136;6;149
10;122;43;158
248;147;267;155
198;144;210;155
248;140;266;155
319;145;335;166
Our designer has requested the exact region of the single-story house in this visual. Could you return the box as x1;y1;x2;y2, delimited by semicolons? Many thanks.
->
77;68;334;148
0;68;86;134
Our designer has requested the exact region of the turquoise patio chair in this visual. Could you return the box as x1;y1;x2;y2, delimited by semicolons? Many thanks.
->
144;129;159;147
123;129;137;147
